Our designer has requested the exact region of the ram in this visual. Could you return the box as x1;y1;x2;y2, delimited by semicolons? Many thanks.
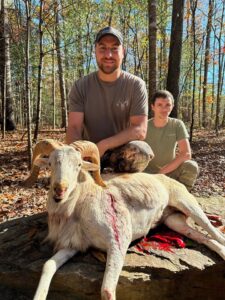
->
25;139;225;300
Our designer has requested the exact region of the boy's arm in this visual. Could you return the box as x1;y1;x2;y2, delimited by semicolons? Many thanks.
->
159;138;191;174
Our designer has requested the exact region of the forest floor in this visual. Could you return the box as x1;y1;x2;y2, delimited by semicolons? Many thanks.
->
0;129;225;224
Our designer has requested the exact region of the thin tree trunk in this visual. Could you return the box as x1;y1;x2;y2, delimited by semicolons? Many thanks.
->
52;45;56;129
2;65;6;139
215;1;225;135
108;0;114;26
158;0;168;89
25;0;32;168
198;44;204;128
0;2;16;131
222;56;225;127
210;30;216;126
33;0;44;143
166;0;185;117
54;1;67;129
0;0;5;137
190;0;198;142
148;0;157;108
202;0;214;128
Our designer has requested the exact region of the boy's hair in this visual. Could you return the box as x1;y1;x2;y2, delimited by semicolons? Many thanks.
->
151;90;174;105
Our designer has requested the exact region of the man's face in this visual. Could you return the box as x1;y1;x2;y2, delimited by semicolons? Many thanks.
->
95;35;124;75
151;97;174;119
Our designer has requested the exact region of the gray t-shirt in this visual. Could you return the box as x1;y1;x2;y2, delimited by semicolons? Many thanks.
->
69;71;148;143
145;118;189;173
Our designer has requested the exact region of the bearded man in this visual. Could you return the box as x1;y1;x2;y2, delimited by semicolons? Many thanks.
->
66;27;152;173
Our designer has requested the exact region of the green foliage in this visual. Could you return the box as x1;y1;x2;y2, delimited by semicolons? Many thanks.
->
2;0;225;129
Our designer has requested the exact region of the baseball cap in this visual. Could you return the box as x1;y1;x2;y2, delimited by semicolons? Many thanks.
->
95;26;123;45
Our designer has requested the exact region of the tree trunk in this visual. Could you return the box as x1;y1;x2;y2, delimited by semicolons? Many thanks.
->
54;1;67;129
189;0;198;142
33;0;44;143
0;2;16;131
198;45;204;128
108;0;114;26
25;0;32;168
202;0;214;128
210;30;216;127
148;0;157;108
215;1;225;135
166;0;185;117
158;0;168;89
52;45;56;129
0;0;5;136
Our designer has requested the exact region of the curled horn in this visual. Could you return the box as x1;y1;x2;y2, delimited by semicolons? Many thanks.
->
70;140;106;187
24;139;63;187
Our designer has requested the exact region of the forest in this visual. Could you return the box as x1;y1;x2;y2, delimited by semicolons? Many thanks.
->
1;0;225;134
0;0;225;222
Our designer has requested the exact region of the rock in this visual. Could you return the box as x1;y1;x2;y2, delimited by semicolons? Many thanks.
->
0;197;225;300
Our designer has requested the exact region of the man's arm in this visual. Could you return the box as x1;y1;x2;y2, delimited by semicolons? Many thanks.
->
66;112;84;144
97;115;148;157
159;138;191;174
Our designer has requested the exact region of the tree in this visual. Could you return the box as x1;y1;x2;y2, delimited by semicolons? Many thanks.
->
24;0;32;168
33;0;44;142
202;0;214;128
189;0;198;142
0;0;16;131
166;0;185;117
148;0;157;108
54;1;67;129
214;0;225;134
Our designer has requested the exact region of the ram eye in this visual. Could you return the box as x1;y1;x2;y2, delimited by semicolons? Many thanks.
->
78;163;82;167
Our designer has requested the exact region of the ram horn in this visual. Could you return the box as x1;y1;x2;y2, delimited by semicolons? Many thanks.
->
24;139;63;187
70;140;106;187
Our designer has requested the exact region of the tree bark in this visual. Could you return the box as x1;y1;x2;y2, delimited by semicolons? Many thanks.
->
189;0;198;142
202;0;214;128
215;1;225;135
25;0;32;168
166;0;185;117
33;0;44;143
148;0;157;109
0;1;16;131
54;1;67;129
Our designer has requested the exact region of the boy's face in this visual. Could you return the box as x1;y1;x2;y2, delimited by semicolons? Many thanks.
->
151;97;174;119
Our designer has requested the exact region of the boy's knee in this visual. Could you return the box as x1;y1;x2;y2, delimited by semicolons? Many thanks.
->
178;160;199;190
184;160;199;174
183;160;199;177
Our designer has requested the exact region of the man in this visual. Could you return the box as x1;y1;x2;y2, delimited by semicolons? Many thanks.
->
66;26;152;172
145;90;199;190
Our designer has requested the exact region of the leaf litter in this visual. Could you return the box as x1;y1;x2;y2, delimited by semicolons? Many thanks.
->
0;129;224;224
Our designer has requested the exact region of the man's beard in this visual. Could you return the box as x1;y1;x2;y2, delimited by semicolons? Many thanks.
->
97;60;118;74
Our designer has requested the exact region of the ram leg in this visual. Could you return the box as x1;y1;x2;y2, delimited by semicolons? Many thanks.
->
172;192;225;246
101;246;127;300
165;212;225;260
34;248;77;300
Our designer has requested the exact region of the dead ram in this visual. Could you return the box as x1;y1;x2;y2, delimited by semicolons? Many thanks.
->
25;139;225;300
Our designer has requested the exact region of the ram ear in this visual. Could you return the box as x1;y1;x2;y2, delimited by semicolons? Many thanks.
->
82;160;100;171
33;157;49;168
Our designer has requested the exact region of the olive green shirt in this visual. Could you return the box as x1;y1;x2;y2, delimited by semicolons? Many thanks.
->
145;118;189;173
69;71;148;143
